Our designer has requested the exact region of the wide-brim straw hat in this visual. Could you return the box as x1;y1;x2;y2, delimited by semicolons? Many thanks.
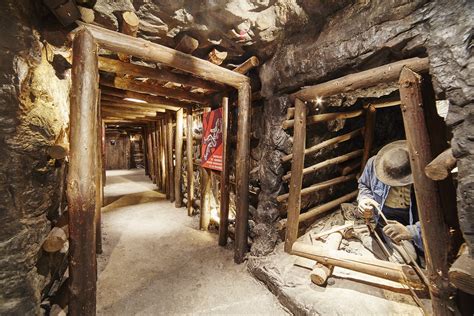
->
374;140;413;187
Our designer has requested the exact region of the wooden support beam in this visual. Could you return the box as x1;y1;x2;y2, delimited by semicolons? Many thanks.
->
284;98;307;253
234;56;260;74
449;245;474;295
175;108;184;207
234;82;251;263
360;105;376;172
160;120;167;193
68;29;98;316
186;108;194;216
117;11;139;62
163;119;170;199
166;111;175;202
175;34;199;54
291;57;429;102
208;48;227;65
200;167;211;231
100;87;189;110
283;109;363;129
95;93;102;254
75;22;248;88
146;126;155;183
277;174;357;203
101;76;209;104
101;106;159;116
281;128;362;163
152;123;160;187
399;67;451;314
101;102;166;113
283;149;363;181
98;57;223;91
425;148;457;181
219;97;230;246
292;242;423;287
310;232;343;285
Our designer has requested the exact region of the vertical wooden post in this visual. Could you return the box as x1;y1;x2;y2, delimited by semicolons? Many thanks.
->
360;104;376;171
101;122;106;205
234;81;251;263
160;120;167;194
219;97;230;246
143;128;149;176
186;108;194;216
68;29;98;316
285;98;307;253
399;67;451;315
175;108;184;207
166;111;175;202
200;166;211;230
146;126;155;181
95;91;102;254
153;122;160;189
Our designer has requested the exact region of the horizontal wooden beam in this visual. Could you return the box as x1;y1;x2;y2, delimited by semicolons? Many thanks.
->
283;109;364;129
233;56;259;74
100;76;209;104
101;100;169;112
291;57;429;101
101;87;189;110
98;57;223;91
101;105;163;116
75;22;249;88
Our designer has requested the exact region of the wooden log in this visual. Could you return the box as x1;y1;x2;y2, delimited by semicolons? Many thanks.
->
200;167;211;231
101;102;166;113
48;144;69;160
186;108;194;216
208;48;227;65
175;34;199;54
174;108;184;207
118;11;139;62
283;149;363;181
234;56;260;74
98;57;222;91
283;109;364;129
292;242;423;287
310;232;343;285
277;174;357;202
360;105;376;171
101;76;209;104
399;67;451;314
281;128;362;163
342;161;361;176
75;22;248;88
153;123;160;188
101;87;189;110
424;148;457;181
101;122;106;206
219;97;230;246
291;57;429;102
95;93;102;254
43;226;69;252
68;29;98;316
162;119;170;198
101;106;159;116
166;111;175;202
449;245;474;295
312;222;354;240
284;98;307;253
234;82;252;263
146;126;155;182
78;6;94;23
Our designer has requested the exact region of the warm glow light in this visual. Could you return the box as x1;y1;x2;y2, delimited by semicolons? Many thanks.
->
124;97;147;104
316;97;323;105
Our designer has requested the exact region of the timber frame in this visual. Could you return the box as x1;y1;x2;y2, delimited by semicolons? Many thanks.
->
69;24;253;315
283;57;453;315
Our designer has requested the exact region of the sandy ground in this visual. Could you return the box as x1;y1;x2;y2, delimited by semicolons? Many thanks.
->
97;169;287;315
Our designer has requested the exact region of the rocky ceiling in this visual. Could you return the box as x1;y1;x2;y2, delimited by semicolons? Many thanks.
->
82;0;352;66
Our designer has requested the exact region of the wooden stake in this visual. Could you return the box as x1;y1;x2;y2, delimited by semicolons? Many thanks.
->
166;111;175;202
219;97;230;246
399;67;451;314
284;98;307;253
291;57;429;102
186;108;194;216
360;105;376;171
175;108;184;207
234;82;251;263
68;29;98;316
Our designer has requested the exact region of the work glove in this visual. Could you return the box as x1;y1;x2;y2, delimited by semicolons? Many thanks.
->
356;198;378;219
383;220;413;243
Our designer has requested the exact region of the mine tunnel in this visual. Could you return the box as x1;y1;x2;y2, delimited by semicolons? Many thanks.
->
1;1;473;315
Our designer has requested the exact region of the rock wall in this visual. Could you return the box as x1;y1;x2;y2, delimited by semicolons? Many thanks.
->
0;1;70;314
254;0;473;255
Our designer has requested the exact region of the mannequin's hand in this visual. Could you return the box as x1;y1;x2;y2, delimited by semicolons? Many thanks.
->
383;220;413;243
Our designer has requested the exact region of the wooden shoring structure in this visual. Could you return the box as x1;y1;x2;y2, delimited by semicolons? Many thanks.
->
68;21;253;312
185;108;194;216
174;108;184;207
218;96;230;246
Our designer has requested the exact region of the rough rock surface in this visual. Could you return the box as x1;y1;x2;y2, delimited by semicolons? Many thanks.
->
0;1;70;314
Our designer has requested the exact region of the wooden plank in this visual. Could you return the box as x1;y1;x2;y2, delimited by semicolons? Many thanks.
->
186;108;194;216
399;67;450;314
174;108;184;207
360;105;376;172
283;149;363;181
166;111;175;202
68;28;98;316
219;97;230;246
291;57;429;102
98;57;223;91
234;82;252;263
284;98;307;253
75;22;248;88
283;109;363;129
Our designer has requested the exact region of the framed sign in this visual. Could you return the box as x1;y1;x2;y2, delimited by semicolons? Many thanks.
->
201;108;223;171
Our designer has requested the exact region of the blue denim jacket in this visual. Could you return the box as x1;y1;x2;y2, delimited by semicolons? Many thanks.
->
357;157;424;251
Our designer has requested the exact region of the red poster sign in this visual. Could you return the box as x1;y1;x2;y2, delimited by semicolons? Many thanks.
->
201;108;223;171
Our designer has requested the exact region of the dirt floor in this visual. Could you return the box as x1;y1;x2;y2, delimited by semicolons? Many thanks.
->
97;169;287;315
